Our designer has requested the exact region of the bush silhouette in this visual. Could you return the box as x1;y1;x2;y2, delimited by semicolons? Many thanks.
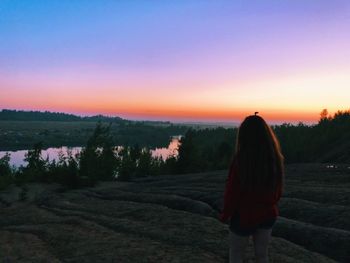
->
19;142;48;183
0;153;14;189
79;122;118;185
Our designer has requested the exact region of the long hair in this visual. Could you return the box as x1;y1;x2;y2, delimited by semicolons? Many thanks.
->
233;115;284;192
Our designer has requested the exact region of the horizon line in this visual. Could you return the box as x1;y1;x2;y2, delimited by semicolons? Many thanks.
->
0;108;323;126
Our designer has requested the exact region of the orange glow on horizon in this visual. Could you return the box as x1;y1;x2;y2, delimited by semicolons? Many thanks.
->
2;66;349;124
2;100;325;124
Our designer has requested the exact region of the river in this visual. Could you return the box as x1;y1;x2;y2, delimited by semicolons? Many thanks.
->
0;136;181;167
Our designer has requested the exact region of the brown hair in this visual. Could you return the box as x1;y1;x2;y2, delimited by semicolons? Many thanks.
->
233;115;284;192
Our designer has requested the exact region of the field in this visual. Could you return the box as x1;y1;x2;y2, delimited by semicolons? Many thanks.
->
0;163;349;262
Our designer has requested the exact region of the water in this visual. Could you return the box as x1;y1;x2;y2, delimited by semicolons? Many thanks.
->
0;136;181;167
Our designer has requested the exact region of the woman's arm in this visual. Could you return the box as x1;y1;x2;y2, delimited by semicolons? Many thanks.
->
219;160;239;223
275;179;283;202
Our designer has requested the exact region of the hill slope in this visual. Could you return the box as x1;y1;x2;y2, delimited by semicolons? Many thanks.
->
1;164;349;262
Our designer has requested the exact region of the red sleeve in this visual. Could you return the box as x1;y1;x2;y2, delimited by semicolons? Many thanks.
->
275;180;283;202
219;160;239;223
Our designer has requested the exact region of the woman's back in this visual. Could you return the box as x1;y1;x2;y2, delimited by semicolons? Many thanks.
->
221;159;282;227
220;114;284;263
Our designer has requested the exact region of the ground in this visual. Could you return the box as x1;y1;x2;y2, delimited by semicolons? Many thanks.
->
0;163;349;262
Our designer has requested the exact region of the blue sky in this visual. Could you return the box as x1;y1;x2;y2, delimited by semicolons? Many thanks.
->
1;0;350;122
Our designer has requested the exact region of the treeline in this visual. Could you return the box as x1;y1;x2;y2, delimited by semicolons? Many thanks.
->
0;124;233;189
0;122;235;189
175;109;350;175
1;109;350;190
0;118;187;151
0;123;181;189
0;109;125;122
0;109;171;125
176;128;236;173
274;109;350;163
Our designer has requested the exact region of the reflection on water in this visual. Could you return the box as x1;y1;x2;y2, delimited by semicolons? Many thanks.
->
1;147;82;168
152;136;181;160
0;136;181;167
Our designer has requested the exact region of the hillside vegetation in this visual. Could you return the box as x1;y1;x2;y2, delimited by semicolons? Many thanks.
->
0;109;187;150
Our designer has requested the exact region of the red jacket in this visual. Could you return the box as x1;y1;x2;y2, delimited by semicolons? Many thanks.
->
219;160;282;228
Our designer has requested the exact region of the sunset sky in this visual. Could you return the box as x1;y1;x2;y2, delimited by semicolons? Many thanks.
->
1;0;349;123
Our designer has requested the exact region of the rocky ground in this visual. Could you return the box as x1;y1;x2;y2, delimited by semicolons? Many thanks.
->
0;163;349;262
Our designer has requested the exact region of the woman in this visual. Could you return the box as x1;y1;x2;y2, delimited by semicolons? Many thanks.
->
220;114;284;263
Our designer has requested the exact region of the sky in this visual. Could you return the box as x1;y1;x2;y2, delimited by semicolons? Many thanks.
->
0;0;350;124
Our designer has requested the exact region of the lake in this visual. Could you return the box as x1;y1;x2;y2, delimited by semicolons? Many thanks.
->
0;136;181;167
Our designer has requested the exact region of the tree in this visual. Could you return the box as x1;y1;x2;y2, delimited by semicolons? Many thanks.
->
320;109;329;122
47;149;80;188
136;148;153;177
79;122;118;184
0;153;14;189
0;153;12;177
20;142;48;183
176;129;200;173
117;146;135;181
